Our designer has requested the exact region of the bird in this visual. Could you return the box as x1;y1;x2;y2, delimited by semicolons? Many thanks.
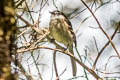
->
49;10;77;76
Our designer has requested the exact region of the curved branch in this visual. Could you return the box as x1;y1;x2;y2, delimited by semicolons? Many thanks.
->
80;0;120;58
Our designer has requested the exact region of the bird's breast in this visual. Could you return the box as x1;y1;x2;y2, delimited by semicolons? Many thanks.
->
49;19;73;46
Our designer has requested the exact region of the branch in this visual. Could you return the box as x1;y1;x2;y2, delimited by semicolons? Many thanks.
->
80;0;120;58
17;45;103;80
93;22;120;70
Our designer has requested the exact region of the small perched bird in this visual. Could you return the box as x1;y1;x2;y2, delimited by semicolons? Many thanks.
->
49;10;77;76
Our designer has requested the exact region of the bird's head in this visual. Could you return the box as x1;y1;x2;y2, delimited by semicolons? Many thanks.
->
49;10;67;19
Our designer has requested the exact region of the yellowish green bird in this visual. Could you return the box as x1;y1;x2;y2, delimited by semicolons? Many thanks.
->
49;10;77;76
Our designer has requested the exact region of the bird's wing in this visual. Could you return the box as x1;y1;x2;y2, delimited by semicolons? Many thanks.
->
64;18;77;47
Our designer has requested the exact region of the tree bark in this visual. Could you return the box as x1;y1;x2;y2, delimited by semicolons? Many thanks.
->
0;0;16;80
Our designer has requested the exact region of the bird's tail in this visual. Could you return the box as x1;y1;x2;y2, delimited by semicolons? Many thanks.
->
68;45;77;76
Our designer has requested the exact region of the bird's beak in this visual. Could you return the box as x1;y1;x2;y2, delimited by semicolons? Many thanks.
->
49;11;53;14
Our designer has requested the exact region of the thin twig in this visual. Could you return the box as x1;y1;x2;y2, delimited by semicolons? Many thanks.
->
105;55;118;71
25;0;34;23
12;56;34;80
80;0;120;59
31;51;43;80
92;23;120;70
75;47;89;80
53;50;59;80
93;36;99;53
17;44;102;80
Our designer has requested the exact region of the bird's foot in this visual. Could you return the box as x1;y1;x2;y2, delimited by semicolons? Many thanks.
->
50;38;55;42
